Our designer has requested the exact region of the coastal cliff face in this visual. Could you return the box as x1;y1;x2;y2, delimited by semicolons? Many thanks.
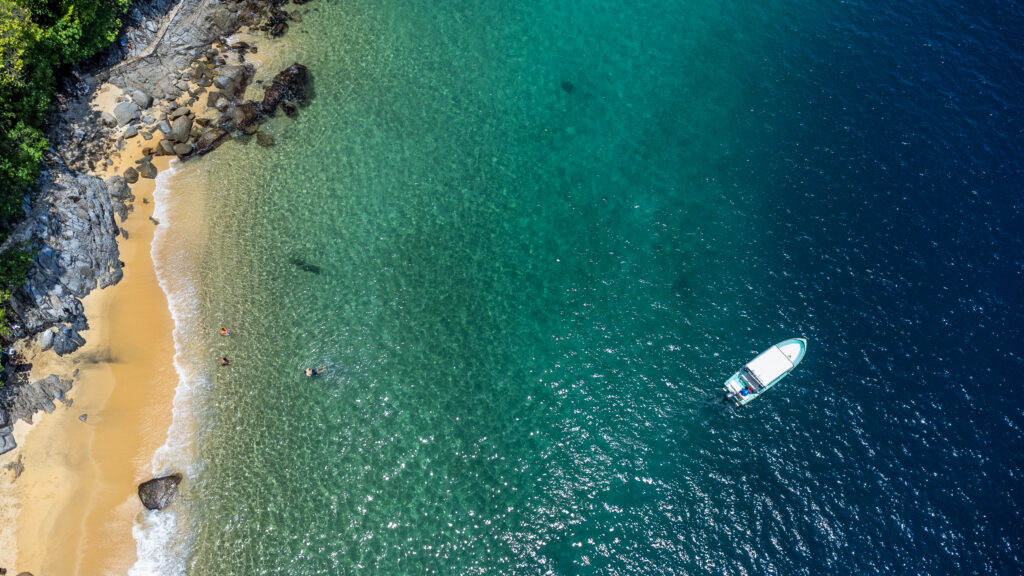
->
0;0;313;453
6;170;129;355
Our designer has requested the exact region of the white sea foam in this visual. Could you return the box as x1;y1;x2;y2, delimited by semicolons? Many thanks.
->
128;160;210;575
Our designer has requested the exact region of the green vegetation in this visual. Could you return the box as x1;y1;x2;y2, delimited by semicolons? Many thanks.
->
0;244;33;338
1;0;129;223
1;0;128;337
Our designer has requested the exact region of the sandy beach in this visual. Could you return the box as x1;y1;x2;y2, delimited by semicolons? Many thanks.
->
0;142;182;574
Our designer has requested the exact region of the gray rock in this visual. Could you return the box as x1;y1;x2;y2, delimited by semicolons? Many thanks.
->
112;101;141;126
158;139;176;155
139;161;158;179
140;130;153;140
53;325;87;355
124;125;139;139
168;106;191;120
169;115;193;143
138;473;183;510
157;120;172;135
3;375;74;424
79;413;88;422
0;423;15;455
7;167;123;346
173;142;193;156
38;328;54;351
106;175;134;222
100;111;118;127
124;166;139;184
213;64;254;101
131;89;153;109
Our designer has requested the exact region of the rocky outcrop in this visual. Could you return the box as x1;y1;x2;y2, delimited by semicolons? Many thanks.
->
138;473;183;510
0;375;73;425
0;374;75;453
0;405;14;455
104;0;240;102
262;63;312;115
3;167;128;357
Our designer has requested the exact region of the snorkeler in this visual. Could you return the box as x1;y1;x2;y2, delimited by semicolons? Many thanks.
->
219;328;230;336
219;357;230;366
304;366;326;377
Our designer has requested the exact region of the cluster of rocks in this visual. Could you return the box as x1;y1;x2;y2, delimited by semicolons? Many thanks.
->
130;59;311;171
237;0;306;37
0;375;73;454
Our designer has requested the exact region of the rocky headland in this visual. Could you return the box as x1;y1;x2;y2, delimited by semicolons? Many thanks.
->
0;0;314;454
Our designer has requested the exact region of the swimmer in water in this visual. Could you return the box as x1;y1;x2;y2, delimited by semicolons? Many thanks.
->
304;366;326;377
219;356;230;366
220;328;229;336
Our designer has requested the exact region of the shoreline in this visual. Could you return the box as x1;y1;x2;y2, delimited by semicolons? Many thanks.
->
0;0;315;571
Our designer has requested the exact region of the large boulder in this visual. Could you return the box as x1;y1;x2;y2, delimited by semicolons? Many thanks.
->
131;89;153;109
256;131;275;147
169;115;193;143
262;63;312;115
112;102;141;126
138;160;157;179
158;139;177;156
138;474;183;510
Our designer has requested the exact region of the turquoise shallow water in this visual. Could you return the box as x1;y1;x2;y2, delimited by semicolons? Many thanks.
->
154;0;1024;573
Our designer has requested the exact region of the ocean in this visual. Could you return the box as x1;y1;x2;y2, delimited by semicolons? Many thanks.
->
138;0;1024;573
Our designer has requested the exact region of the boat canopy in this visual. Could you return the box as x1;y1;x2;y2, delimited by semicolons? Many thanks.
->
745;346;794;386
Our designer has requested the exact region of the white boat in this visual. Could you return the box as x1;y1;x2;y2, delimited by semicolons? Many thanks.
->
724;338;807;405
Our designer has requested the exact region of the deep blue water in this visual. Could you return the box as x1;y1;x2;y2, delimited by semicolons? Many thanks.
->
160;0;1024;573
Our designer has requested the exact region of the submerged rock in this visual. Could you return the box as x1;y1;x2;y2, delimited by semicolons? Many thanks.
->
193;127;228;156
256;131;275;147
232;100;263;134
138;473;183;510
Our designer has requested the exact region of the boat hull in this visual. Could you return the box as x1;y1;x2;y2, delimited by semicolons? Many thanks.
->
724;338;807;405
